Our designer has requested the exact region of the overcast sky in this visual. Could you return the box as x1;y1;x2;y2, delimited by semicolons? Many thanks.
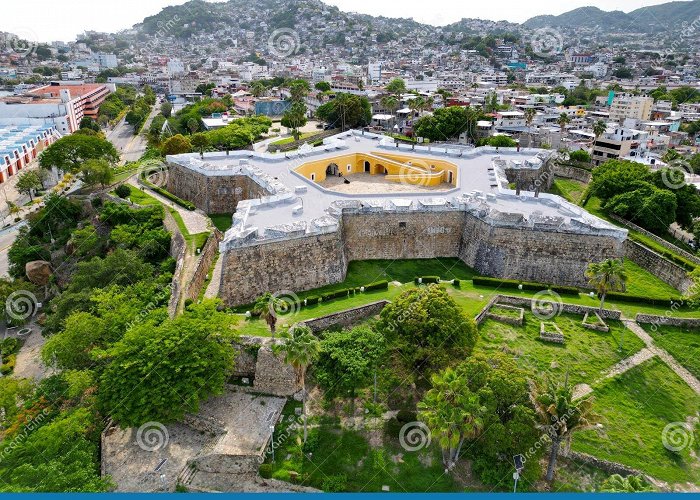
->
1;0;676;43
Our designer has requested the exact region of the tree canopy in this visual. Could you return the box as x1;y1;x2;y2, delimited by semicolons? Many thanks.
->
39;134;119;172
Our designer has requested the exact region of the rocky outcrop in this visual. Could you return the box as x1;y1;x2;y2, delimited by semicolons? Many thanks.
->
25;260;52;286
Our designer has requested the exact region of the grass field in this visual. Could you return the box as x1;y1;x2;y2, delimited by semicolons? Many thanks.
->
573;358;700;486
551;179;588;204
209;213;233;232
644;324;700;380
624;260;681;298
271;132;319;146
266;402;460;492
477;312;645;387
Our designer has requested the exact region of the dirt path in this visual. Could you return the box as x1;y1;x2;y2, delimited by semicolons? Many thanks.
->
622;319;700;395
11;325;54;381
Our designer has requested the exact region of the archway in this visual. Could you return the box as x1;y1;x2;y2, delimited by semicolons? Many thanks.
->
364;160;370;173
326;163;339;176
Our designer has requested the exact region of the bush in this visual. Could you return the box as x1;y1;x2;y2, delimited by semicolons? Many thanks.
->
569;150;591;163
152;186;195;210
628;235;696;271
258;464;272;479
0;354;16;375
302;429;320;454
1;337;21;356
364;280;389;291
322;474;347;492
603;292;681;306
304;295;320;306
414;276;440;284
453;279;461;287
471;276;580;295
396;409;417;423
91;197;103;209
115;184;132;198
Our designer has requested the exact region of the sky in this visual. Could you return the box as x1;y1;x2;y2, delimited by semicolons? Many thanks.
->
0;0;677;43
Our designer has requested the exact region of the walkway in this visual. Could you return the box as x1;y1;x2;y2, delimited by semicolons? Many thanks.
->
127;178;210;235
623;319;700;395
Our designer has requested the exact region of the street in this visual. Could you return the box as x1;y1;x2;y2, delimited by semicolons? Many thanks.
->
105;105;159;164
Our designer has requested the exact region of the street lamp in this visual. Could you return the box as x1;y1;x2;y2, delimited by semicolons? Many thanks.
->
269;424;275;463
513;454;524;493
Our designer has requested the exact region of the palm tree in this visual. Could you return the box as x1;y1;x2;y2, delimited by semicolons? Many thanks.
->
532;375;600;483
418;367;485;471
249;81;266;98
557;112;571;136
277;324;320;443
524;107;536;130
408;96;425;118
592;120;607;144
585;259;627;314
380;95;399;131
252;292;288;338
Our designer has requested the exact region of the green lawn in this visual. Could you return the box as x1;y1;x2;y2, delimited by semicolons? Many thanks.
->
573;358;700;486
271;132;318;146
644;324;700;380
209;213;233;232
624;260;681;298
266;402;460;492
477;312;645;387
551;179;588;204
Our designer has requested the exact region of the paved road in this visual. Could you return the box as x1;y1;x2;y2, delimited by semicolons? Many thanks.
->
0;223;24;278
106;105;158;164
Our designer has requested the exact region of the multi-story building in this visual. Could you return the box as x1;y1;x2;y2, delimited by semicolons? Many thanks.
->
95;53;118;69
609;93;653;123
0;82;111;134
0;124;59;184
592;127;648;166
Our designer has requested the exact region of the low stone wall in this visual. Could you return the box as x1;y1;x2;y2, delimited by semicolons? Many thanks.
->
485;304;524;326
194;454;260;475
496;295;622;320
252;345;299;396
475;294;500;325
611;214;700;266
553;164;592;184
562;450;647;478
582;311;609;332
164;210;187;317
184;229;223;303
301;300;390;333
635;314;700;329
623;240;692;293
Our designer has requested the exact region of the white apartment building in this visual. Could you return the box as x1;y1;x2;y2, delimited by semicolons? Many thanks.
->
609;93;653;122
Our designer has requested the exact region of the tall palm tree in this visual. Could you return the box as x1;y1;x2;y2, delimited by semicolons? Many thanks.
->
252;292;288;338
532;375;600;483
408;96;425;117
249;81;266;98
524;107;536;131
380;95;399;131
592;120;607;144
277;324;320;443
557;112;571;136
418;367;485;471
585;259;627;313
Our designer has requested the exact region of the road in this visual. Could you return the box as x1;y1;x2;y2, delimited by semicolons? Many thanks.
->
105;105;159;164
0;222;24;278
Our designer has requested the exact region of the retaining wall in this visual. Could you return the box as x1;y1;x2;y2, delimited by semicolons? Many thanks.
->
635;314;700;329
623;240;691;293
184;229;223;303
164;209;187;317
301;300;390;333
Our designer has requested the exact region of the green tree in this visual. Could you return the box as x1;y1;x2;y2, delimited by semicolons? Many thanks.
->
315;325;386;400
376;285;478;372
413;106;479;142
275;324;319;442
532;375;599;483
249;81;266;97
161;134;192;155
15;171;43;201
99;300;236;426
585;259;627;313
315;93;371;130
160;101;173;118
39;135;118;173
314;81;331;92
280;101;308;140
190;132;210;155
418;367;486;470
557;112;571;135
0;378;33;427
287;79;310;103
385;78;406;98
42;312;106;370
80;159;114;188
592;120;607;144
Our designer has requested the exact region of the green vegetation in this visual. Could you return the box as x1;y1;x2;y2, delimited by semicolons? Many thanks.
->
477;312;645;387
271;131;318;146
209;213;233;232
413;106;481;143
644;324;700;379
573;358;700;485
124;86;155;134
551;178;587;204
623;260;681;298
316;93;371;130
39;134;119;173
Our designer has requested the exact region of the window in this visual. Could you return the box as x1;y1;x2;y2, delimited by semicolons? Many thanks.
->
311;173;315;181
347;164;351;172
399;222;407;228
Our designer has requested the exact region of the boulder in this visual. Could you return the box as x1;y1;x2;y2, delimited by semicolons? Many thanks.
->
25;260;52;286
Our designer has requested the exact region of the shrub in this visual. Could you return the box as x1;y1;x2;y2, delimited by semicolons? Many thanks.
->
302;429;320;454
603;292;680;306
453;279;461;287
305;295;320;306
364;280;389;291
91;197;103;209
472;276;580;295
0;354;16;375
271;469;291;482
414;276;440;284
569;149;591;163
1;338;21;355
322;474;347;492
396;409;417;423
115;184;132;198
258;464;272;479
152;186;196;210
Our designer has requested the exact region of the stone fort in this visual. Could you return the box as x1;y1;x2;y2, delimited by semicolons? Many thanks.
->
166;131;627;306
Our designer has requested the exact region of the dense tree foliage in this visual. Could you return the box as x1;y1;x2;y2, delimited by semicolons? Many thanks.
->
39;135;119;173
413;106;480;142
316;93;371;130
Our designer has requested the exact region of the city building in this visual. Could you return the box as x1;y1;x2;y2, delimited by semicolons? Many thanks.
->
592;127;649;166
609;93;654;123
0;124;59;183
